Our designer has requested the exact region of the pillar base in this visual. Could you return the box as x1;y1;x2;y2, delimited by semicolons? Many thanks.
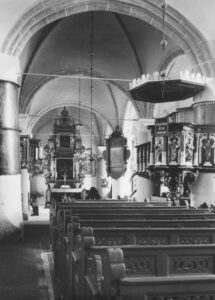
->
191;172;215;208
0;175;23;242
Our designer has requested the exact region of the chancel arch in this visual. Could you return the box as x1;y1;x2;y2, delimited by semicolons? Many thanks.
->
2;0;214;78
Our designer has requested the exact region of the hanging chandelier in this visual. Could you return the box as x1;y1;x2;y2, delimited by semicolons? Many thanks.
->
129;0;205;103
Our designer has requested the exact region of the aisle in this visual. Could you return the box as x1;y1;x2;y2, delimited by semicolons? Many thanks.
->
0;206;54;300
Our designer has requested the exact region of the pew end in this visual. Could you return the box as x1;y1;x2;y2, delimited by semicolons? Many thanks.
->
120;275;215;300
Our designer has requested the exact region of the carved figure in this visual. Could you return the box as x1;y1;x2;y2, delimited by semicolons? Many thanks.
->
169;135;180;163
185;135;194;162
201;134;215;165
155;137;163;163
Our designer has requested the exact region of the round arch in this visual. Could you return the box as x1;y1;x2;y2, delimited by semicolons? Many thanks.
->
1;0;214;77
27;102;114;137
21;68;141;117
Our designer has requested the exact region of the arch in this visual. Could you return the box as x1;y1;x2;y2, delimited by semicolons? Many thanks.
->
21;68;141;118
1;0;214;77
159;47;185;74
27;102;114;136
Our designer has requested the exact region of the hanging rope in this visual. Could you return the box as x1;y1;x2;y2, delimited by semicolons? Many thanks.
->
90;12;94;157
160;0;167;69
160;0;168;98
78;77;81;127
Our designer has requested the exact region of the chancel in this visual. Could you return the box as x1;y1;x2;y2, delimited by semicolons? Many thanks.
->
1;1;215;300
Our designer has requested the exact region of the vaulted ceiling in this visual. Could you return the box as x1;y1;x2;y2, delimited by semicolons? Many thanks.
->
18;11;180;145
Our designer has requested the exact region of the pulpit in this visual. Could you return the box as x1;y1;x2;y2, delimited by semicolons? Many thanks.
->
136;117;200;203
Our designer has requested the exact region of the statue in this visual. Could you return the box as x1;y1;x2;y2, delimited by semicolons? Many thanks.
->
155;137;163;163
169;135;180;163
201;134;215;165
185;134;194;162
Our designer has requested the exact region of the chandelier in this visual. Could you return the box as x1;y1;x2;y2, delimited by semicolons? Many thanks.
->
129;0;205;103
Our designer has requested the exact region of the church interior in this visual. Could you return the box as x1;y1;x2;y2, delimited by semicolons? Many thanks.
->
1;0;215;299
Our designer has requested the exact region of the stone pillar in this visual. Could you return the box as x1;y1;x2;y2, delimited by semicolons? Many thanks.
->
21;168;30;220
111;178;120;199
96;146;110;198
0;53;22;242
192;78;215;207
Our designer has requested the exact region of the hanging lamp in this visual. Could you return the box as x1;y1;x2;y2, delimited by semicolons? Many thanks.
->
129;0;205;103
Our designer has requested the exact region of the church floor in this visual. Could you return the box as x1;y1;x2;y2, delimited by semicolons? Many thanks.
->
0;206;55;300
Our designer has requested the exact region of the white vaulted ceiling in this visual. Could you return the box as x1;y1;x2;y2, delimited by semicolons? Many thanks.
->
18;11;179;144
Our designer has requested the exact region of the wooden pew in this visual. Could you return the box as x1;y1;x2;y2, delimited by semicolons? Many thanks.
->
52;210;215;298
85;245;215;300
50;201;211;237
69;216;215;228
52;200;210;214
84;226;215;246
50;206;215;246
120;276;215;300
66;226;215;300
51;212;215;265
51;203;215;299
51;200;211;220
50;202;211;237
50;204;212;249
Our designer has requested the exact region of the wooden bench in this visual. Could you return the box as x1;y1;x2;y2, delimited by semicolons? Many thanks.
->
82;226;215;246
50;206;215;244
51;203;215;300
52;201;210;214
51;201;209;220
51;211;215;264
119;276;215;300
59;225;215;300
85;245;215;300
51;211;215;296
50;204;211;249
68;216;215;228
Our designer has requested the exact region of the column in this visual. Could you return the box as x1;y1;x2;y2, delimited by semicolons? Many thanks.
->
111;178;120;199
96;146;110;198
21;168;30;220
0;53;22;242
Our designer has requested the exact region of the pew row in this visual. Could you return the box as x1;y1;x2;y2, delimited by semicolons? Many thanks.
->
85;245;215;300
60;226;215;300
50;206;215;253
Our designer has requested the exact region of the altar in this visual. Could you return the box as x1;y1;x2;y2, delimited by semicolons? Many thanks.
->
43;107;86;186
51;188;82;193
51;187;82;203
